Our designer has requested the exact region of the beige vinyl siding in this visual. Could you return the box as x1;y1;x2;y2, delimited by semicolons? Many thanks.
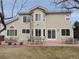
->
46;14;72;28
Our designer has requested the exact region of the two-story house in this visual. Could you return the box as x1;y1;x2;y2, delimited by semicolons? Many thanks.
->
0;6;73;41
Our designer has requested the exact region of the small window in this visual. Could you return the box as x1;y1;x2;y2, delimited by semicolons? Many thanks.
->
22;29;30;33
61;29;70;36
66;14;70;20
66;14;70;17
10;26;14;28
66;18;70;20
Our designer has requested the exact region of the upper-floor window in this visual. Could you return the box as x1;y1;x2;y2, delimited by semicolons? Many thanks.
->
65;14;70;20
35;14;41;21
23;16;31;22
23;16;26;22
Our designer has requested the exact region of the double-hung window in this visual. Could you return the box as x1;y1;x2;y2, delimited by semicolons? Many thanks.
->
23;16;31;22
35;14;41;21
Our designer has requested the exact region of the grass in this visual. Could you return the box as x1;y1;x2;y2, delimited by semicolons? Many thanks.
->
0;46;79;59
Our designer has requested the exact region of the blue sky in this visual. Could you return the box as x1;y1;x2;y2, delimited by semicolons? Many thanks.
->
1;0;79;24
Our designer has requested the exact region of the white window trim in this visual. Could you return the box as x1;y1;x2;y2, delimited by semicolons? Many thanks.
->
65;14;70;20
47;28;57;40
7;29;17;36
60;28;71;37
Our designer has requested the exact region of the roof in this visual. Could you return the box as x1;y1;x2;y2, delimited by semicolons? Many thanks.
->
19;6;71;15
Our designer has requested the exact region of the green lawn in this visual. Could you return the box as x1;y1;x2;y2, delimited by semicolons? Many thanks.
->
0;46;79;59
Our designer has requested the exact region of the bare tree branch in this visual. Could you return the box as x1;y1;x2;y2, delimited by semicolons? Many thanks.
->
54;0;68;4
4;0;29;20
12;0;17;17
0;0;6;33
74;0;79;4
16;0;29;15
52;0;79;9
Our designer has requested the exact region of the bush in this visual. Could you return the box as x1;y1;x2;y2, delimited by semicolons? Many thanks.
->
27;39;31;42
8;42;12;45
19;42;23;45
14;43;17;45
5;37;17;43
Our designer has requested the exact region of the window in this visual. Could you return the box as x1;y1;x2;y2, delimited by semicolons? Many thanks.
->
32;29;33;36
48;30;55;39
61;29;70;36
10;26;14;28
22;29;26;33
35;29;41;36
35;14;41;21
66;14;70;20
48;30;51;38
66;14;70;17
48;29;56;39
23;16;31;22
43;29;45;36
7;30;17;36
22;29;30;33
15;30;17;36
66;29;70;36
23;16;26;22
52;30;55;38
26;29;30;33
66;18;70;20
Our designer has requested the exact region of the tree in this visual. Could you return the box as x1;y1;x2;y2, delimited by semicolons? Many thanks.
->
74;21;79;39
0;0;29;33
51;0;79;9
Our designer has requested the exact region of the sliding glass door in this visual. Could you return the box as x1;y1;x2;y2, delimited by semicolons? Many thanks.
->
48;29;56;39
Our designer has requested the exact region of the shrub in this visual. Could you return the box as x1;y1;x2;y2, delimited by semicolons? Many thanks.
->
8;42;12;45
5;37;17;43
19;42;23;45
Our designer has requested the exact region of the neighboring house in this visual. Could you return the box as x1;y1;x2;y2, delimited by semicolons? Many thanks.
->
0;6;73;41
